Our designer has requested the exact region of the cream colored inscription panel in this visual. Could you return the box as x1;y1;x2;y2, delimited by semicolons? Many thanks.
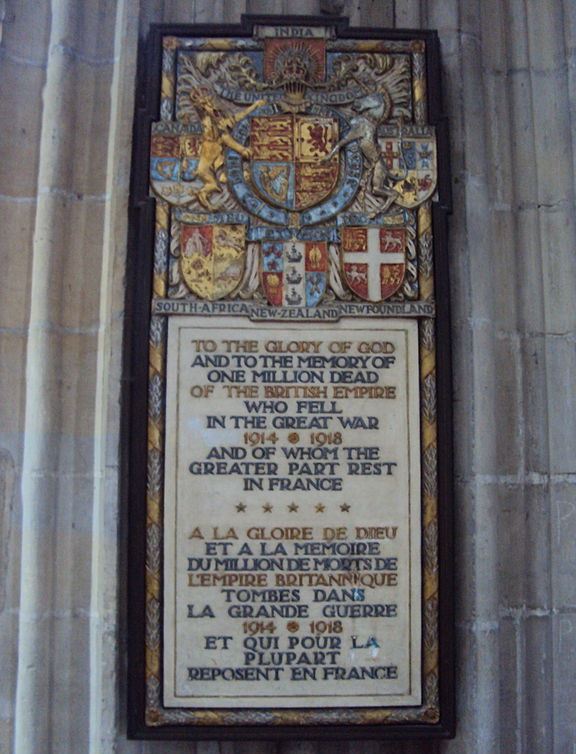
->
163;316;421;708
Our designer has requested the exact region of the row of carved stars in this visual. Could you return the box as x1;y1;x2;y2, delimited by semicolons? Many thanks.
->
235;502;351;513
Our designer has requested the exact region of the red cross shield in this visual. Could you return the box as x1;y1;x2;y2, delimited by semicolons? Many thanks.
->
341;226;406;302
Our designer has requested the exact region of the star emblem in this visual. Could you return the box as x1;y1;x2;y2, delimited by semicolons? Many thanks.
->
288;502;299;513
236;502;247;513
315;503;325;513
263;503;273;513
340;503;351;512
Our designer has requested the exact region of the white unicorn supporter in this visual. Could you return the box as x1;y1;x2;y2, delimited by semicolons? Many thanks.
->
323;92;399;213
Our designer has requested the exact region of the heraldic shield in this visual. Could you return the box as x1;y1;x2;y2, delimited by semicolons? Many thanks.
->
261;240;329;307
380;125;437;209
179;223;245;300
341;226;406;302
250;114;339;211
150;125;203;206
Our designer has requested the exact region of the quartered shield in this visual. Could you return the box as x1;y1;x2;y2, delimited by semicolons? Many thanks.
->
261;240;329;307
380;126;437;209
180;224;245;300
150;124;201;206
250;114;339;211
341;226;406;302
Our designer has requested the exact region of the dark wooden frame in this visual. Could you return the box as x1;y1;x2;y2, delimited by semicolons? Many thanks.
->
124;14;454;741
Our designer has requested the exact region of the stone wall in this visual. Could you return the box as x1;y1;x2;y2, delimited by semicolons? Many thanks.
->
0;0;574;752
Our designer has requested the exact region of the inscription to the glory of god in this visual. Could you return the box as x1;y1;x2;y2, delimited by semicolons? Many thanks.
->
163;317;421;707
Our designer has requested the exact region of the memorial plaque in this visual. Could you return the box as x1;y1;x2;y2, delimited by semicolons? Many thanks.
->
127;15;454;740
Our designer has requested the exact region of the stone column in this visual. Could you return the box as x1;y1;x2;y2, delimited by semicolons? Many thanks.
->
419;0;576;751
0;0;50;748
10;1;136;752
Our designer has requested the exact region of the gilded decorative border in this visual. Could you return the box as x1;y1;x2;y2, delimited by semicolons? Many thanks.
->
144;199;170;725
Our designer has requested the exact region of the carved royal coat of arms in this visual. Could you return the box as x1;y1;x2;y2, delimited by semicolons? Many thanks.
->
149;23;437;313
